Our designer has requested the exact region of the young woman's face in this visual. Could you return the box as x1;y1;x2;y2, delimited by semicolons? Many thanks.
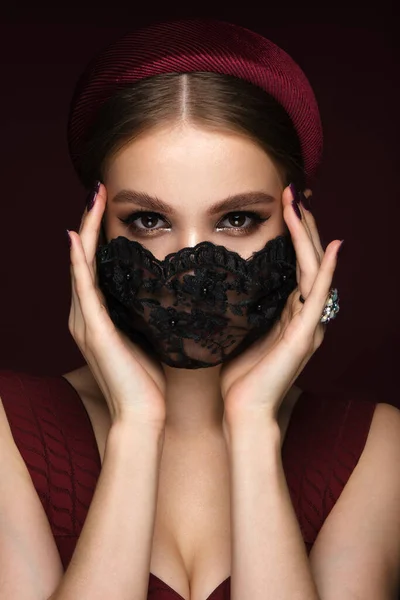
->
102;123;288;260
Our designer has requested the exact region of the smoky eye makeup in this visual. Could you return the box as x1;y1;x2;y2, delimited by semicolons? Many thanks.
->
118;210;271;236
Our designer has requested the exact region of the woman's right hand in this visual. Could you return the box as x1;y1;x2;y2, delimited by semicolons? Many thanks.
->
67;182;167;429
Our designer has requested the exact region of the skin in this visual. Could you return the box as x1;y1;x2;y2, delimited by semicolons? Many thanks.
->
99;122;314;438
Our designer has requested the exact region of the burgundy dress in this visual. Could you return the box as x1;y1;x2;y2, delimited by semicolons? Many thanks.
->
0;369;377;600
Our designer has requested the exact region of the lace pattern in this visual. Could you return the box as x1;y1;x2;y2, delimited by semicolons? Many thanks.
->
96;234;298;368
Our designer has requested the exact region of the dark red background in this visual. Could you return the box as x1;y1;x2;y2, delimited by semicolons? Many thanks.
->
0;4;398;407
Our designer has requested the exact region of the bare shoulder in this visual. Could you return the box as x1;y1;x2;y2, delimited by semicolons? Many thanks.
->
370;400;400;425
362;401;400;458
309;401;400;598
357;400;400;495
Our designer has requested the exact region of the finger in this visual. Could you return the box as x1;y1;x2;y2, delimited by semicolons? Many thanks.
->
78;181;100;235
282;185;320;297
80;183;107;265
67;229;116;402
298;239;342;332
298;191;324;260
68;229;113;335
293;190;315;253
68;229;87;338
77;183;107;280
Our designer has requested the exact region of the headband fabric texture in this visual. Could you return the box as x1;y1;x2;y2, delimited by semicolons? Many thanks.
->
67;18;323;186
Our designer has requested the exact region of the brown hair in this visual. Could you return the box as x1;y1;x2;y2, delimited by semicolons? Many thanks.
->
76;72;306;191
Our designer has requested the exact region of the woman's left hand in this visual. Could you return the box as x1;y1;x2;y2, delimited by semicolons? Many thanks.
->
220;184;342;430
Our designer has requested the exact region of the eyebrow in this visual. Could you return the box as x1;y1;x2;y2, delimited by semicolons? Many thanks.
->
111;189;276;215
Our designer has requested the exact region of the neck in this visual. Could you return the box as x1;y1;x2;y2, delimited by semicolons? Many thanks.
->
162;364;225;437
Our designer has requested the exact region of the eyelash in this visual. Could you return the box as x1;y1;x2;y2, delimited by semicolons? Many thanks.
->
118;210;270;236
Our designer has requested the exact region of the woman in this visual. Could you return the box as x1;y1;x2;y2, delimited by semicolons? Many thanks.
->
0;18;399;600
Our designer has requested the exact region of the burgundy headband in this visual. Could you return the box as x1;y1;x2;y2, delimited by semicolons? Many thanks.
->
67;18;323;186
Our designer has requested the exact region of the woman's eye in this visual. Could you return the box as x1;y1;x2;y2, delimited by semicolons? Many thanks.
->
217;213;258;230
119;211;169;231
118;211;270;235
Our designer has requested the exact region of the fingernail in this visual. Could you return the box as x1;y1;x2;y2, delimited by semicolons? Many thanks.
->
291;199;302;220
66;229;71;248
337;240;344;256
289;183;302;219
300;192;312;212
289;182;299;204
86;180;101;212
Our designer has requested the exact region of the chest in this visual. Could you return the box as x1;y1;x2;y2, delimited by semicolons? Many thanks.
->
150;434;232;600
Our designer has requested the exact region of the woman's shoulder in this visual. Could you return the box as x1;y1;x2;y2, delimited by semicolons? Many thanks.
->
303;386;400;443
0;365;100;409
0;369;77;492
0;367;81;414
284;384;384;465
0;366;102;480
0;367;66;395
0;367;102;459
0;369;54;427
293;384;381;420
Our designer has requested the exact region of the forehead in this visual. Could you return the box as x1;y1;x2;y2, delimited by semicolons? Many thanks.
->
104;124;284;205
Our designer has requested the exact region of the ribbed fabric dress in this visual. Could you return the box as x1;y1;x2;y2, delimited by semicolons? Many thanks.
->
0;370;377;599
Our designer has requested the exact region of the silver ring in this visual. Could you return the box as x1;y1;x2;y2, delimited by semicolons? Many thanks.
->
299;288;339;324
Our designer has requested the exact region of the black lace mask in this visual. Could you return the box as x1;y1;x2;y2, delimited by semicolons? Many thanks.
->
95;234;298;369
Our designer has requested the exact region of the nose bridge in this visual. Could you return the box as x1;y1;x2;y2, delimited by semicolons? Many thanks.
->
176;220;207;250
173;225;208;277
161;207;213;260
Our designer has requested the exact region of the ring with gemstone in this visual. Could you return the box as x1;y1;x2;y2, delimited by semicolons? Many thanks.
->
299;287;339;324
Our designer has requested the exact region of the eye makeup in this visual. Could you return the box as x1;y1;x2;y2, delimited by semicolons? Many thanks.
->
118;210;271;236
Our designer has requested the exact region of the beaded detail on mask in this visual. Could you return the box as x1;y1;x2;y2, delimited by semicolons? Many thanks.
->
96;234;298;368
